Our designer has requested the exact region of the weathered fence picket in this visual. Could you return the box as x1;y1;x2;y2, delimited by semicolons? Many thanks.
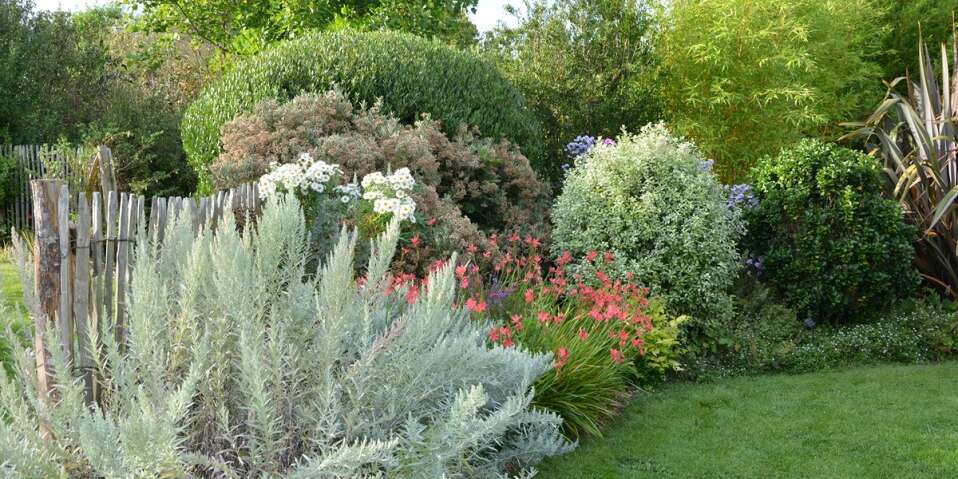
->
17;179;259;405
2;144;103;235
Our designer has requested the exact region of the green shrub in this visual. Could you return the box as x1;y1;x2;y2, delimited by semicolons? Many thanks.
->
213;91;550;255
724;283;803;371
483;0;661;180
182;30;544;189
551;123;744;347
747;140;919;322
0;197;572;476
656;0;887;181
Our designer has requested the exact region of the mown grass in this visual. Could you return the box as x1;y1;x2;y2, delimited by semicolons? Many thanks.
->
539;362;958;478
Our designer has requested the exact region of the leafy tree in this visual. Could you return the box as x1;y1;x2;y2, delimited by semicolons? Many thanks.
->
0;0;110;143
880;1;958;79
124;0;480;55
483;0;660;181
656;0;888;181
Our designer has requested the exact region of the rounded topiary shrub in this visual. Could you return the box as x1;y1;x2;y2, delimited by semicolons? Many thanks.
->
551;123;744;340
746;139;918;323
183;29;544;188
214;90;551;270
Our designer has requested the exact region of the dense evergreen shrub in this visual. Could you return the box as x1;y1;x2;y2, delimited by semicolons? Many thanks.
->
551;123;744;345
1;198;572;476
746;140;918;322
182;30;544;188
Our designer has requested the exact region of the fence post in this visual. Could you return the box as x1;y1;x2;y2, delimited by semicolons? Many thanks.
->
57;184;74;367
31;179;62;406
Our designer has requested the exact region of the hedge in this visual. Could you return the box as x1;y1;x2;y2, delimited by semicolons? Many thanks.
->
182;30;545;189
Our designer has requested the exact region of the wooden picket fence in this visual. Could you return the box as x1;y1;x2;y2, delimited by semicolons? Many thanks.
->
20;179;259;405
2;144;101;234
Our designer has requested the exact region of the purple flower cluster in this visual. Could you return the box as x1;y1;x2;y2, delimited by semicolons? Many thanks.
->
566;135;596;158
745;256;764;274
699;159;715;172
727;183;759;210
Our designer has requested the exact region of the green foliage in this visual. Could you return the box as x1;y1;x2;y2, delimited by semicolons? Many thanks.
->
747;140;919;322
456;240;687;438
781;297;958;372
880;1;958;79
182;29;544;190
844;39;958;298
0;0;111;143
551;123;744;345
0;197;572;476
723;283;803;371
483;0;661;180
125;0;479;55
0;153;17;207
656;0;888;181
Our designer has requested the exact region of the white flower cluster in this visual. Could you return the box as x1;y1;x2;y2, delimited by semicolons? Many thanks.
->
334;182;361;204
361;167;417;222
259;153;343;199
258;155;419;224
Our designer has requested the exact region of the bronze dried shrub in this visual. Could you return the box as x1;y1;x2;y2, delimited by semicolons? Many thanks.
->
212;90;551;268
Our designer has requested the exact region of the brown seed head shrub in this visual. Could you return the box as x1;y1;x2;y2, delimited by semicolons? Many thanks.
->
212;90;551;269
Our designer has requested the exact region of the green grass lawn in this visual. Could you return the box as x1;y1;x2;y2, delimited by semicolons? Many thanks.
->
1;255;26;372
1;259;21;309
539;362;958;479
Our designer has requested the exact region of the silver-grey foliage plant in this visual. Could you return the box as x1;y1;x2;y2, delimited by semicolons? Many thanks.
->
1;195;572;478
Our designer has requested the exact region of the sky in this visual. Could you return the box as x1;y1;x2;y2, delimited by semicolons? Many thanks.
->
33;0;520;33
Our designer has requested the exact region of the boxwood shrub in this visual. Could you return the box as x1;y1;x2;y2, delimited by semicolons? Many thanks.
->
182;29;544;189
746;139;919;323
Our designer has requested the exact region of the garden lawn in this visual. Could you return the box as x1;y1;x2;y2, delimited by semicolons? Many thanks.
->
539;362;958;479
1;258;22;315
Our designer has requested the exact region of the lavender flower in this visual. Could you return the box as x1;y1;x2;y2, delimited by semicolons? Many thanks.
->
727;183;759;210
566;135;596;158
699;159;715;172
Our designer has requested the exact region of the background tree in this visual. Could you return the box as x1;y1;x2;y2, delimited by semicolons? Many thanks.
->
483;0;660;181
124;0;480;55
656;0;888;181
879;1;958;80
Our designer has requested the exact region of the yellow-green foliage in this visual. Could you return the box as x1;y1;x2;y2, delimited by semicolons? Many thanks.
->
656;0;887;181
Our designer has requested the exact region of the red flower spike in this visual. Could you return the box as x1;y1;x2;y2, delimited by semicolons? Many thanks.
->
554;347;569;369
586;251;599;262
611;348;625;364
524;289;535;303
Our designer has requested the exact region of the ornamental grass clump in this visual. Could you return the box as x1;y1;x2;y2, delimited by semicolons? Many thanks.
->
0;197;572;477
551;123;744;346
